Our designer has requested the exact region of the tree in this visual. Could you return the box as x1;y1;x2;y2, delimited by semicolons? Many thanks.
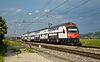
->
0;17;8;46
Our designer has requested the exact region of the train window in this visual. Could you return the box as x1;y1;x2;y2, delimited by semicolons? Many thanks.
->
63;29;65;33
68;26;77;29
49;27;59;31
31;35;34;37
41;34;43;37
67;26;78;33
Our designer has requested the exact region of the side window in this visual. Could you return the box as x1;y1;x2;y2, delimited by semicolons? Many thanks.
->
63;29;65;33
41;34;42;37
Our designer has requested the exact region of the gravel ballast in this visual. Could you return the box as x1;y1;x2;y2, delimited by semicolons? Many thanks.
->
30;42;100;54
30;45;100;62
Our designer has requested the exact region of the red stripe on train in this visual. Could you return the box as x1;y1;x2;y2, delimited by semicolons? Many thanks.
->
57;33;59;43
48;34;49;42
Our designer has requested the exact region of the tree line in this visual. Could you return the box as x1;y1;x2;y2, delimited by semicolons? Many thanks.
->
80;31;100;39
0;17;8;46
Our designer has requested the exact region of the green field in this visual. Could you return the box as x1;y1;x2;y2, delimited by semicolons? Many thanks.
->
80;39;100;47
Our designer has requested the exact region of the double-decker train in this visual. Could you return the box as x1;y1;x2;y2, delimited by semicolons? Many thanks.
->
22;22;79;45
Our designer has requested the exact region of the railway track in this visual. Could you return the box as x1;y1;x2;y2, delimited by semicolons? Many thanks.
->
23;43;71;62
18;41;100;49
24;42;100;60
80;46;100;49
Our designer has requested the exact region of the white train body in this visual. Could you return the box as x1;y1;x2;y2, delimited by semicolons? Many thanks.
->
22;22;79;44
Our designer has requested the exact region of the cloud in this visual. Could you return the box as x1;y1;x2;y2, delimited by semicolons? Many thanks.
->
0;12;7;15
0;8;24;15
44;9;51;13
53;15;63;19
34;17;39;20
32;17;45;20
35;10;40;14
31;14;64;21
28;12;32;15
16;9;23;13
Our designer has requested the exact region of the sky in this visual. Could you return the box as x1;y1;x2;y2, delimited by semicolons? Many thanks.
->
0;0;100;37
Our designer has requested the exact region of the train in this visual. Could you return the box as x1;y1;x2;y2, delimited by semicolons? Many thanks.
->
22;22;79;45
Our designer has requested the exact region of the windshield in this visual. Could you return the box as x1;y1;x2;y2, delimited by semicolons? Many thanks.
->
67;26;78;33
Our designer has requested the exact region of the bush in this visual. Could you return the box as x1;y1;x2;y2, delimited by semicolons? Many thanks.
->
0;40;9;62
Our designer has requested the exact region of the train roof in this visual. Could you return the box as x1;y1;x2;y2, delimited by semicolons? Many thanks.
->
30;27;48;33
50;22;76;28
23;22;76;34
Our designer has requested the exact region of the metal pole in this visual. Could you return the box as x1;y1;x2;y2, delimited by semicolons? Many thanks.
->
19;24;21;40
47;15;52;28
15;21;17;41
47;15;50;28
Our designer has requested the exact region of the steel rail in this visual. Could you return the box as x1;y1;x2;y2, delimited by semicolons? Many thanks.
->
25;42;100;60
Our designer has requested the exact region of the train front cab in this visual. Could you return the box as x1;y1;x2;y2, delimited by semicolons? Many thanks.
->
66;25;79;45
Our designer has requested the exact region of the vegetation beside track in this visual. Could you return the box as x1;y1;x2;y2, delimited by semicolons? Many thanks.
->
7;39;100;48
80;39;100;47
0;40;38;62
0;40;23;62
8;41;23;47
0;17;8;62
24;49;37;53
0;40;9;62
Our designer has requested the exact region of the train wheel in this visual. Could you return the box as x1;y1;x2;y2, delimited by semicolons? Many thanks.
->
70;43;74;46
60;40;63;44
74;43;78;46
56;42;60;45
60;40;66;45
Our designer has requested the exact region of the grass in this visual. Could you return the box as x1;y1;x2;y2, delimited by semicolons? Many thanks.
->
0;56;3;62
0;40;23;62
11;48;21;54
24;49;37;53
0;40;9;62
0;40;37;62
8;42;23;47
17;39;22;42
80;39;100;47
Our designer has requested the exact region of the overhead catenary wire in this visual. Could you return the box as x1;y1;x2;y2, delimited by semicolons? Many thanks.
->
25;0;91;24
36;0;68;17
61;0;91;14
38;0;90;21
50;0;68;13
55;0;91;20
22;0;91;29
17;0;68;33
45;0;92;25
21;0;69;34
40;0;53;10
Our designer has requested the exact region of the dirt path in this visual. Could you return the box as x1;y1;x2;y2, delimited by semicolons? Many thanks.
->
4;53;53;62
4;46;53;62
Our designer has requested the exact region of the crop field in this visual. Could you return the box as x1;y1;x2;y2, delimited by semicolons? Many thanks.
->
80;39;100;47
